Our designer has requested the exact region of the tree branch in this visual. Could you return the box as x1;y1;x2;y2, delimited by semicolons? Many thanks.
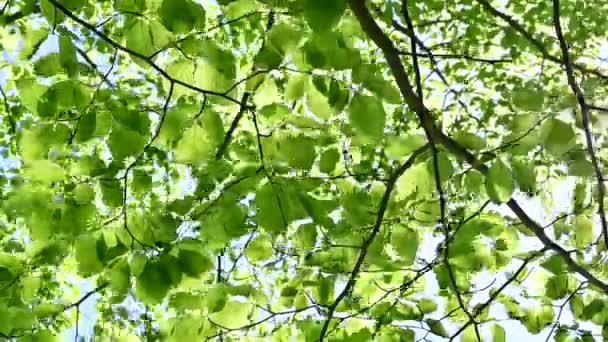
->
398;50;512;64
473;0;608;80
551;0;608;250
317;144;429;341
47;0;244;106
216;92;250;159
348;0;608;294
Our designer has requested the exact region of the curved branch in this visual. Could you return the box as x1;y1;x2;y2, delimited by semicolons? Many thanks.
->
473;0;608;80
47;0;244;106
348;0;608;294
551;0;608;250
317;144;430;341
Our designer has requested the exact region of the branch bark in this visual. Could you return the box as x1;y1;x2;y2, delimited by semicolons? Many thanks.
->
348;0;608;294
551;0;608;250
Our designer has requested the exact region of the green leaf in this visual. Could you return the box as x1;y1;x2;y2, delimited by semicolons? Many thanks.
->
279;134;316;170
417;298;437;314
59;34;78;77
286;75;307;101
16;78;47;116
34;53;63;77
306;81;335;119
425;319;449;338
348;94;386;139
109;259;130;297
541;118;576;156
545;274;573;300
75;111;97;142
390;225;418;265
485;159;514;204
37;80;90;118
461;326;478;342
115;0;146;13
209;301;252;329
136;258;173;304
158;0;205;33
303;0;347;32
522;306;554;334
175;113;224;165
575;216;593;248
490;324;506;342
245;234;273;262
100;180;124;208
23;160;64;184
386;134;427;159
511;83;545;112
19;27;49;59
75;235;104;276
511;159;536;194
541;254;566;274
453;131;486;150
108;124;147;161
40;0;65;25
568;158;595;177
319;148;340;173
178;246;213;278
73;183;95;204
397;161;434;200
256;182;287;232
126;18;173;64
205;285;228;313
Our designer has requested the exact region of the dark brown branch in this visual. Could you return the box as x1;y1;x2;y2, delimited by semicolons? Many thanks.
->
216;92;250;159
544;282;586;342
392;20;474;121
64;283;108;311
120;82;175;250
398;50;512;64
588;104;608;113
206;305;316;340
473;0;608;80
75;46;114;88
0;83;15;135
1;3;39;26
317;144;429;341
401;1;479;340
401;2;422;100
348;0;608;294
551;0;608;250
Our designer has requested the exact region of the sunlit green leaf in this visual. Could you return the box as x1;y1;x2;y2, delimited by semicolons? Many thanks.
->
485;159;514;204
348;94;386;139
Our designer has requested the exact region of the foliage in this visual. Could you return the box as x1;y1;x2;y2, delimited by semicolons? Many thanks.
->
0;0;608;341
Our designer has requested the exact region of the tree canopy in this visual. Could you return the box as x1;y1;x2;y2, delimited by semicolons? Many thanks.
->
1;0;608;340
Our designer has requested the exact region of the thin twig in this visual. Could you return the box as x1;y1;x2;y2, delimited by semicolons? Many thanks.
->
317;144;429;341
47;0;244;105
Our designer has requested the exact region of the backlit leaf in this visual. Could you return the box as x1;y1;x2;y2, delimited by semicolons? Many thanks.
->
485;159;514;204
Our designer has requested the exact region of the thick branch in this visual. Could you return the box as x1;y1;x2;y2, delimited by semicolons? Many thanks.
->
551;0;608;250
348;0;608;293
